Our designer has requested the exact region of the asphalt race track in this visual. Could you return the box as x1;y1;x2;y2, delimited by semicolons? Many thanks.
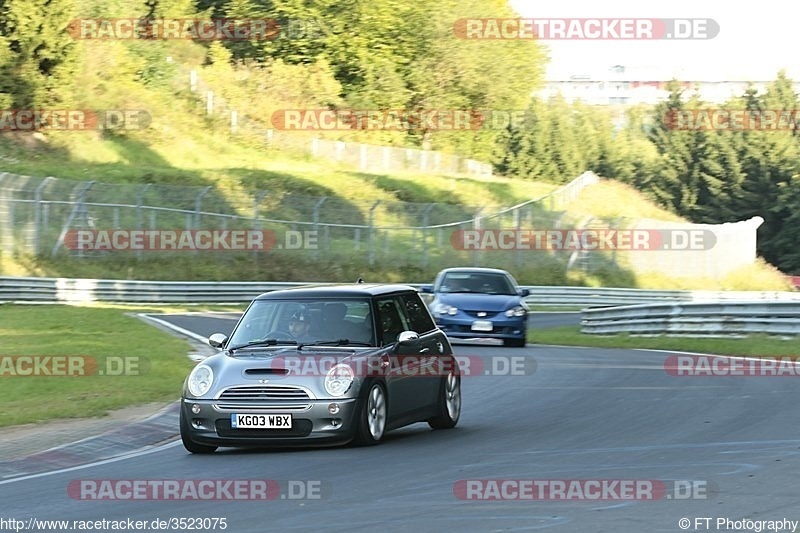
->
2;313;799;532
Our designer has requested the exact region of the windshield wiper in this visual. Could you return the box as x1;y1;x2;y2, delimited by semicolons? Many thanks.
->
228;338;297;353
298;339;373;349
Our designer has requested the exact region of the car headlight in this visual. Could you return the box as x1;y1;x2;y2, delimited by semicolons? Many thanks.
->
187;364;214;397
324;364;354;397
434;303;458;316
505;305;527;318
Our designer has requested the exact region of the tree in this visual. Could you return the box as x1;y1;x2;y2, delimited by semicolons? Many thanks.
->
0;0;78;107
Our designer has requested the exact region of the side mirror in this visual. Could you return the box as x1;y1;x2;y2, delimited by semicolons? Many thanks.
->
208;333;228;348
419;284;433;293
396;330;420;345
519;288;530;297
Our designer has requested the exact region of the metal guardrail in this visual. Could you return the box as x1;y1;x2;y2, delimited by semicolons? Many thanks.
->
1;276;799;307
5;276;800;336
581;301;800;336
527;286;800;307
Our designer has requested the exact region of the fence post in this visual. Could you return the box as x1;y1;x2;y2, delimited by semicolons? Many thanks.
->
252;191;267;259
472;208;483;266
33;177;54;255
136;184;151;260
194;186;211;228
514;206;522;267
421;203;436;267
313;197;327;258
51;180;95;257
368;201;381;266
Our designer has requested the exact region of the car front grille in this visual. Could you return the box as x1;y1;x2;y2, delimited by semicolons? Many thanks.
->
463;310;496;318
215;385;312;411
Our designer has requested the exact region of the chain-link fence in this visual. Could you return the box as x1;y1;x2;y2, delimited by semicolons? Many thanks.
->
0;171;598;271
0;170;765;280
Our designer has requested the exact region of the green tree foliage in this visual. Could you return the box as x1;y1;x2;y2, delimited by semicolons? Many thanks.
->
206;0;544;158
0;0;79;107
496;72;800;272
495;96;617;183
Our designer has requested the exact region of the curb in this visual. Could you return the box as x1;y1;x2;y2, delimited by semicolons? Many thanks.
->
0;401;181;481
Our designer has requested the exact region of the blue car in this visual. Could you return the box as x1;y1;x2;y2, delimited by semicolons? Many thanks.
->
420;267;530;347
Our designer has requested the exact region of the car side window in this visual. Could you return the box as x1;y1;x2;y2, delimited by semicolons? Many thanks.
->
400;292;435;334
375;297;409;345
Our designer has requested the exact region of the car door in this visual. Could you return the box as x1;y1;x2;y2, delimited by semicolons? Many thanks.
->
397;291;448;411
375;295;423;421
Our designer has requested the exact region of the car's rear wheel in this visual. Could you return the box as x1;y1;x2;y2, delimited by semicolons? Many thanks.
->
180;408;217;454
354;383;387;445
428;369;461;429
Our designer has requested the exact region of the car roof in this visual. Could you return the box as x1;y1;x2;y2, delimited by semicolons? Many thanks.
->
254;283;418;300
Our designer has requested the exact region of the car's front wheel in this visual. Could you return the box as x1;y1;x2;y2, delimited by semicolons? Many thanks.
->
353;382;387;445
503;334;527;347
180;408;217;454
428;369;461;429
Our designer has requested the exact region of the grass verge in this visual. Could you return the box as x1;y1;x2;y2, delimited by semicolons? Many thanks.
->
0;304;197;427
531;325;800;357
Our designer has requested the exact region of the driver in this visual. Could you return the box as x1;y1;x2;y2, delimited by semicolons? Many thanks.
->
288;309;312;342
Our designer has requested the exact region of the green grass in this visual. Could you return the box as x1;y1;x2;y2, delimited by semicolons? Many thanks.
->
0;304;197;427
532;325;800;357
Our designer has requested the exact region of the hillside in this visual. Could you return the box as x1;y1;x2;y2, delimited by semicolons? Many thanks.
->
0;9;790;290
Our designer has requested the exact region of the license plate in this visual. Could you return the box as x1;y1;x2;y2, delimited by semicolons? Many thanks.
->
471;320;493;332
231;413;292;429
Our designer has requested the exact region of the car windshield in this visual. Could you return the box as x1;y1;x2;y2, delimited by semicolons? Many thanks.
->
439;273;517;295
228;298;376;348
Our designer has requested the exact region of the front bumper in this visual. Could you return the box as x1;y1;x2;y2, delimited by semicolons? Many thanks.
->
181;397;361;447
435;317;526;341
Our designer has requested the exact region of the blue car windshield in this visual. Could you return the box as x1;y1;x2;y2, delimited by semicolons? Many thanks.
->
440;273;516;295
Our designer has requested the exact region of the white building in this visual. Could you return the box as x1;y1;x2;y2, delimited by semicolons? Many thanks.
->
540;65;798;106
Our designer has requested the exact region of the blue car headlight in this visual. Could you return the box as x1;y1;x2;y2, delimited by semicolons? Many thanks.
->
505;305;527;318
434;303;458;316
